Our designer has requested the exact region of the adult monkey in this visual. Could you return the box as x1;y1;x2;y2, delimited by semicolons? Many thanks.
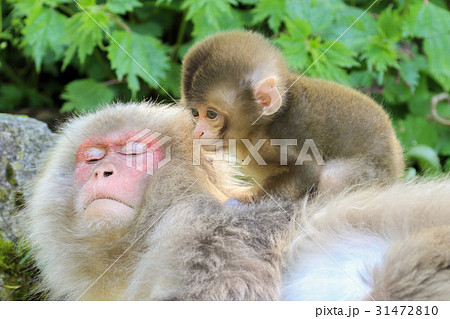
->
282;178;450;301
24;102;289;300
181;30;404;199
24;103;449;301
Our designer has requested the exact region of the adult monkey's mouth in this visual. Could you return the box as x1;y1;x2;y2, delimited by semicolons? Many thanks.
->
86;197;134;210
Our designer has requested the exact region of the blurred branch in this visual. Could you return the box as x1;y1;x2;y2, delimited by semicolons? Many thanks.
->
103;78;127;86
430;93;450;126
3;286;21;301
111;14;132;33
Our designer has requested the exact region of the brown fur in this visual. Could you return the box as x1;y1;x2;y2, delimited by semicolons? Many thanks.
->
181;30;404;199
23;102;289;300
370;226;450;300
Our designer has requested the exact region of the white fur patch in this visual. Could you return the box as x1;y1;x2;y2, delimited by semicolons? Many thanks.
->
282;232;388;300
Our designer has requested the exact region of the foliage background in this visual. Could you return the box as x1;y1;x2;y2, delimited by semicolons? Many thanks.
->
0;0;449;300
1;0;449;175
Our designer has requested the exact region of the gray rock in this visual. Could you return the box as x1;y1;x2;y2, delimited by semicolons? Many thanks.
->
0;113;55;242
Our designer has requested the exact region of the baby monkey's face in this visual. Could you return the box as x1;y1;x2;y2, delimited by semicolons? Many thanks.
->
188;75;283;141
190;104;225;139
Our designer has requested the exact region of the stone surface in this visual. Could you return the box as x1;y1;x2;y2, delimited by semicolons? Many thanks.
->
0;113;55;242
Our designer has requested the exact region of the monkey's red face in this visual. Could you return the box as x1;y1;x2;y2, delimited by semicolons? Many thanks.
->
74;132;164;229
191;105;225;139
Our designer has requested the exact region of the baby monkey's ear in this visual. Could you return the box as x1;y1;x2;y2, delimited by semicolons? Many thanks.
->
254;76;282;116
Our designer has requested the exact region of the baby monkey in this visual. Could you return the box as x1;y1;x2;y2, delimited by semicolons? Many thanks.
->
181;31;404;199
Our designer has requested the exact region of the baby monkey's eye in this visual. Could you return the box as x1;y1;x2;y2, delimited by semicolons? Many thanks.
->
191;108;199;117
207;110;218;119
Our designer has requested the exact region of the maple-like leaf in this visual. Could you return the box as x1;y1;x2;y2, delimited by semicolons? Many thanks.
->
182;0;242;40
62;8;112;69
251;0;286;32
60;79;115;112
22;7;69;71
107;31;170;95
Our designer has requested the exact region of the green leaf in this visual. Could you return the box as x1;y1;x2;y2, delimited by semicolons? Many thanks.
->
275;19;310;70
406;145;441;174
436;100;450;119
60;79;115;112
407;77;432;116
349;70;373;87
106;0;143;14
306;41;358;84
403;1;450;38
131;21;164;38
107;31;170;94
62;8;112;69
284;18;310;41
396;115;439;149
322;6;377;53
307;58;350;84
439;138;450;156
285;0;333;35
162;62;181;98
183;0;237;19
361;37;399;83
423;34;450;91
7;0;40;17
76;0;96;6
276;18;357;84
182;0;242;40
81;55;112;81
276;38;308;71
251;0;286;32
319;41;358;69
377;6;402;42
398;53;427;93
22;7;69;71
383;76;413;104
404;5;450;89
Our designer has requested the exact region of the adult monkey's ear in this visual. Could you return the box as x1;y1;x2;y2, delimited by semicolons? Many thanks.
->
254;76;282;116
